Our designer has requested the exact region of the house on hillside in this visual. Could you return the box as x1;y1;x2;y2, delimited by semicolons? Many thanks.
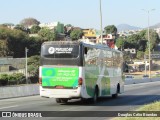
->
39;22;64;34
102;34;115;49
39;22;65;40
82;29;97;39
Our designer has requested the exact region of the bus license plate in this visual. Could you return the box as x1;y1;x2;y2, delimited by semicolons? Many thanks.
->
56;86;64;89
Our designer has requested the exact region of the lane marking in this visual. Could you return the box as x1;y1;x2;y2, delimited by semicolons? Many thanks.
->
59;107;76;111
0;105;19;110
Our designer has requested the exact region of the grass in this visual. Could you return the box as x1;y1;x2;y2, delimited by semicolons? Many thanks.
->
113;101;160;120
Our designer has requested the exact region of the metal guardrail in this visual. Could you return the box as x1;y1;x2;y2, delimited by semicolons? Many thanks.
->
125;77;160;85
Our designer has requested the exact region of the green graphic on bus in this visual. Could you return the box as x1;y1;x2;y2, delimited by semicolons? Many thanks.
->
42;67;79;87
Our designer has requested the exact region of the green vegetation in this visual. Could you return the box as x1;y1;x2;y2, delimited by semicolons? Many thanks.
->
136;51;144;59
38;27;57;41
115;37;125;50
0;73;25;86
30;25;41;34
28;55;40;75
20;17;40;27
115;29;160;60
0;26;43;57
113;101;160;120
104;25;117;36
138;101;160;111
70;29;83;40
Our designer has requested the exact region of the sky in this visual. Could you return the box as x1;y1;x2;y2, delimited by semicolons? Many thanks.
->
0;0;160;29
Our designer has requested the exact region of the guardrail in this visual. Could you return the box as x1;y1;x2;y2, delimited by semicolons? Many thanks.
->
0;78;160;99
125;77;160;85
0;84;39;99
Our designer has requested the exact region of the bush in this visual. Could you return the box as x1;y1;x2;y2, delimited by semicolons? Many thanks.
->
8;73;25;85
28;76;39;83
0;74;8;86
0;73;25;85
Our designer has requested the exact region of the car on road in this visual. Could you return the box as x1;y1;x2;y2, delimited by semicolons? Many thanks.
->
125;75;134;81
143;75;149;79
155;72;160;75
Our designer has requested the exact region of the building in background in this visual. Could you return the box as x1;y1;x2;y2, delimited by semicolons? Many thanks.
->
82;29;96;39
82;29;116;49
103;34;115;49
39;22;64;34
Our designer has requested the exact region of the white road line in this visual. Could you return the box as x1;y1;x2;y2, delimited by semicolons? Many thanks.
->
0;105;19;110
0;102;15;106
59;107;76;111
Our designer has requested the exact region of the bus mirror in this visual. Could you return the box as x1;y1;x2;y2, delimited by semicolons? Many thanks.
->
84;47;87;54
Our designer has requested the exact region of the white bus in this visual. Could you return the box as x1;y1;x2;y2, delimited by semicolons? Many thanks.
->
39;41;124;103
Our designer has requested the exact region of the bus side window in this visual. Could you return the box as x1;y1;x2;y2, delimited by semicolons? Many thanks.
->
84;47;88;54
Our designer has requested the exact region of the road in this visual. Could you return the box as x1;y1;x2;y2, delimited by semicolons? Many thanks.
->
0;81;160;120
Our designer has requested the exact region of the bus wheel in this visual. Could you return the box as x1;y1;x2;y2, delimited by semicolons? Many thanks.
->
112;84;120;98
56;98;61;103
91;88;98;104
81;98;87;103
61;99;68;103
112;93;118;98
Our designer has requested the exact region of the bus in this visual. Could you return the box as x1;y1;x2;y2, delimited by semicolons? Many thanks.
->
39;40;124;103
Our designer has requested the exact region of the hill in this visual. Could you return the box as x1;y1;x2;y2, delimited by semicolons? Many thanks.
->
117;24;142;32
149;23;160;29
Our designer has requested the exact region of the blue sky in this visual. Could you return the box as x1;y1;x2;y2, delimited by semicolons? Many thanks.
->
0;0;160;29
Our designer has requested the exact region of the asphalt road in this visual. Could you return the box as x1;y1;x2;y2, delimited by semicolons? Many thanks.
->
0;81;160;120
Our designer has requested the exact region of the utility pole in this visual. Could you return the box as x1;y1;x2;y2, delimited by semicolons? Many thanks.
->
142;9;155;78
99;0;103;44
147;11;151;78
25;47;28;84
144;55;147;75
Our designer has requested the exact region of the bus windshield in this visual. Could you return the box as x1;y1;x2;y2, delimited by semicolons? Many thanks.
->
40;42;83;66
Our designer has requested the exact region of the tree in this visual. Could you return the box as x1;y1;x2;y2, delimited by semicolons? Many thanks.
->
137;39;147;51
14;24;30;33
104;25;117;35
38;27;57;41
145;29;160;52
65;24;72;27
1;23;14;28
20;17;40;28
0;26;29;57
28;55;40;76
30;25;41;34
136;51;144;59
126;34;141;49
64;24;73;37
0;26;42;58
139;30;146;40
115;37;125;50
0;40;9;57
27;37;42;56
70;29;83;40
123;51;131;61
7;29;29;57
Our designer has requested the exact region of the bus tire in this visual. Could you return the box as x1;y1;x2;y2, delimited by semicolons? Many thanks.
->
56;98;61;103
61;99;68;103
112;84;120;98
91;87;98;104
112;93;118;98
81;98;87;103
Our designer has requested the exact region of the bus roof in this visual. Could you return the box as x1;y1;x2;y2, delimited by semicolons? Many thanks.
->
42;41;80;45
81;41;122;53
42;41;122;53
